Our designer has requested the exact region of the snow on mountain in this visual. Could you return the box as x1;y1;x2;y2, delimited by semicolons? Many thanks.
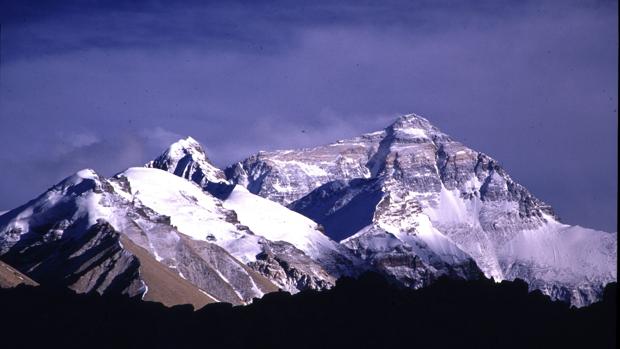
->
116;167;337;291
146;137;230;197
0;168;274;305
499;222;616;304
0;161;348;303
0;113;614;308
0;170;148;298
236;113;617;306
116;167;258;262
224;185;321;252
222;185;364;278
226;132;383;205
146;137;366;289
339;177;484;288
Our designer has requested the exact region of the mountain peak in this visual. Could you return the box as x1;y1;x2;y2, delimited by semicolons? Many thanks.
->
57;168;102;189
395;112;427;122
178;136;200;146
146;136;228;188
167;136;205;157
390;113;434;131
75;168;99;180
384;113;450;143
151;136;211;168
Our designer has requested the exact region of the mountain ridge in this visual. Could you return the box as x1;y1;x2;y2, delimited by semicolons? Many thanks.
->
226;113;616;306
0;112;616;308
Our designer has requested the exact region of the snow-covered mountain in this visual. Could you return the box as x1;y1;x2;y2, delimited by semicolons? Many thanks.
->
120;166;355;293
144;138;365;291
0;151;363;306
146;136;231;198
0;169;268;306
230;114;617;306
0;113;615;308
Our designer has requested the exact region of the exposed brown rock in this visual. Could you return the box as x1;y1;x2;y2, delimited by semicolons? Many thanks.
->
0;260;38;288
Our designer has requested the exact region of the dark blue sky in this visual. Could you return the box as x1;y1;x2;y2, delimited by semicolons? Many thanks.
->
0;0;617;231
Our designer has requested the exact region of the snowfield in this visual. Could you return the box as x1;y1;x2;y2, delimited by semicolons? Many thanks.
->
224;185;341;260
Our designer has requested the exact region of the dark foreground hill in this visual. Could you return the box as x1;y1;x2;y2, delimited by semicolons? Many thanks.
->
0;273;616;349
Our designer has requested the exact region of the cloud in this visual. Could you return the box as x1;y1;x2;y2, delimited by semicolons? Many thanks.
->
140;127;183;150
54;131;101;154
0;126;184;211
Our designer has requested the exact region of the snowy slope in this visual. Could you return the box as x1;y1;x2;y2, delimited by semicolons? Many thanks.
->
146;138;367;285
224;185;323;253
0;168;275;304
119;167;344;293
340;178;484;287
498;221;616;304
223;185;364;277
0;112;614;307
240;113;617;306
117;167;260;262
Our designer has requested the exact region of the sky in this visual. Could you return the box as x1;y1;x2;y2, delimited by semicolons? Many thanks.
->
0;0;617;231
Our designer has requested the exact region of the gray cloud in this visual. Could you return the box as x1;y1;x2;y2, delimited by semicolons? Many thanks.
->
0;0;616;231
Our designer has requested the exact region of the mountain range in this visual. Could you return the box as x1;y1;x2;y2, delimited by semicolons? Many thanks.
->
0;114;616;307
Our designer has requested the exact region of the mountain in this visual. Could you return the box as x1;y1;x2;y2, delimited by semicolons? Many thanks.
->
228;113;617;306
149;137;483;291
0;113;615;308
0;169;259;306
146;136;231;197
0;164;361;305
226;130;381;206
146;138;367;288
117;166;351;293
222;185;365;279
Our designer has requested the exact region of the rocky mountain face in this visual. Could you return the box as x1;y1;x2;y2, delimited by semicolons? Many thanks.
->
0;169;272;305
226;131;381;206
143;140;365;292
2;217;144;297
146;136;231;198
0;113;615;308
0;165;356;306
0;260;37;288
231;114;617;306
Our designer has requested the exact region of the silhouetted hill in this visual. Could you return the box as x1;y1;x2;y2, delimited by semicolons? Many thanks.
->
0;273;616;349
